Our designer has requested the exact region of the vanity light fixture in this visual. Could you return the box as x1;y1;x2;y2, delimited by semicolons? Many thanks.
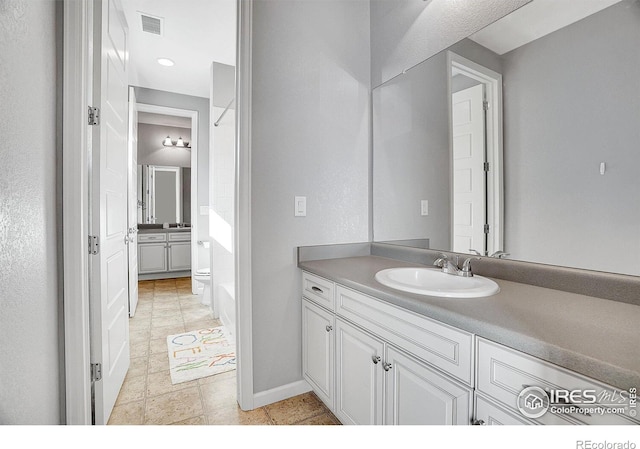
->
162;136;190;148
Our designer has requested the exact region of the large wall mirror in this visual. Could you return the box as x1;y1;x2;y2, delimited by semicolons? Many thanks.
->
373;0;640;276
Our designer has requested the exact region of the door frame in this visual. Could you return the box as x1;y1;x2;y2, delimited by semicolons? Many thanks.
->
62;0;93;425
447;51;504;255
62;0;254;422
136;103;199;294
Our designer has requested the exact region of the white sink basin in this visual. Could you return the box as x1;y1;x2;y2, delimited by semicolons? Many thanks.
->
375;267;500;298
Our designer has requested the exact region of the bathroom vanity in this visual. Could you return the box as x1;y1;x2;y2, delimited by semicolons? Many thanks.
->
138;228;191;279
298;245;640;426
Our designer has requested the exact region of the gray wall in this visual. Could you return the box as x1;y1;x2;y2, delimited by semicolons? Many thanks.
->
250;0;371;393
137;123;192;167
0;0;61;424
501;0;640;275
370;0;529;87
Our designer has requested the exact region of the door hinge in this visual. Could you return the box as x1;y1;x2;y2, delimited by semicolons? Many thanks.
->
484;162;490;172
483;100;489;111
88;235;100;255
91;363;102;382
484;224;490;234
88;106;100;125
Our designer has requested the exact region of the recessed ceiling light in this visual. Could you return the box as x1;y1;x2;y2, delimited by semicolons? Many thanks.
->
157;58;174;67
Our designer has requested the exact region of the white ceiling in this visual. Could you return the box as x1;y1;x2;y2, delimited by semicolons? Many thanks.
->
122;0;236;99
469;0;622;55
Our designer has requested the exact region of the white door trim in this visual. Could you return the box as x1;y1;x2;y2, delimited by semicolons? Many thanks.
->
136;103;199;294
62;0;93;425
235;0;255;411
447;51;504;255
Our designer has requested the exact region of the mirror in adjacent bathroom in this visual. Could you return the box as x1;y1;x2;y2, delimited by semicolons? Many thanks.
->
137;112;192;225
372;0;640;276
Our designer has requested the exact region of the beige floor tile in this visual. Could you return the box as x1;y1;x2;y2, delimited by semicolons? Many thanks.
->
148;352;170;374
128;356;149;378
144;387;204;425
264;392;326;425
151;324;185;339
207;405;272;425
181;308;214;323
115;374;146;406
295;413;340;425
146;370;198;398
152;306;182;318
183;318;221;331
200;376;238;411
130;328;151;344
171;416;207;425
153;297;181;308
108;400;145;425
130;341;149;358
152;315;184;328
197;369;236;386
150;337;169;355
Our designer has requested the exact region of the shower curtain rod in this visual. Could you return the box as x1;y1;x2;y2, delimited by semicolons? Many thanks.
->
213;98;235;127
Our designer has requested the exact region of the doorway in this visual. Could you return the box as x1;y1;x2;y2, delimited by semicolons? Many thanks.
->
447;51;504;257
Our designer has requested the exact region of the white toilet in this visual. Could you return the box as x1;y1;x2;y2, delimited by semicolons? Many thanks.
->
193;268;211;306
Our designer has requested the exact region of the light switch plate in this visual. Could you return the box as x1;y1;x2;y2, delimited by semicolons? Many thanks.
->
421;200;429;216
295;196;306;217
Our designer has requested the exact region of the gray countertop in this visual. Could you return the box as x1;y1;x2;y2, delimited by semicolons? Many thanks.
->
298;255;640;391
138;227;191;233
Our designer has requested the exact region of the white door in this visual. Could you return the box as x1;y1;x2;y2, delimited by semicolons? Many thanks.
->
89;0;130;425
335;318;384;425
384;346;472;425
302;299;335;410
127;86;139;317
452;84;486;254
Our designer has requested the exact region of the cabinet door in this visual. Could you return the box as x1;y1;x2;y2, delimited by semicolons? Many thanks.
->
138;243;167;274
335;318;384;425
384;346;472;425
302;299;335;411
168;242;191;271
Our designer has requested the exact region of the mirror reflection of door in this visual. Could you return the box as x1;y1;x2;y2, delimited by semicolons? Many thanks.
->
149;165;182;224
452;83;486;254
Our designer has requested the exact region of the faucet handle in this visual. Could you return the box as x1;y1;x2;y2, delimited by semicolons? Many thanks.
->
490;251;510;259
433;253;448;268
468;249;485;256
461;257;481;277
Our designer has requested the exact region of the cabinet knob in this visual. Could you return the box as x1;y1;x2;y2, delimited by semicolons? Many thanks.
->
383;362;392;371
472;419;486;425
372;355;381;365
325;325;333;332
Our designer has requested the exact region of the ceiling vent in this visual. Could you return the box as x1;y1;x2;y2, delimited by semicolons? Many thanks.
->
139;13;163;36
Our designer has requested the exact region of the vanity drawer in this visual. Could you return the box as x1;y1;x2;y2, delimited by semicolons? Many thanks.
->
302;272;335;310
476;338;638;425
335;285;474;386
168;232;191;241
138;233;166;242
474;393;535;425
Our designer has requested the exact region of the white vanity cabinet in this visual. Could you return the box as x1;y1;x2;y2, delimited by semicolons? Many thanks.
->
302;271;473;425
302;298;335;410
138;231;191;277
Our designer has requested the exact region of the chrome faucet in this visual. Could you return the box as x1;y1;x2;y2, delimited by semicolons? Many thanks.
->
434;253;481;277
489;251;510;259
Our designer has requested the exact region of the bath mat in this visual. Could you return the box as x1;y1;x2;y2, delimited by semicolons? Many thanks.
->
167;326;236;384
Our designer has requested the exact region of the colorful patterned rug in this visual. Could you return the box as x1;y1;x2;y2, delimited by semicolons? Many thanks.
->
167;326;236;384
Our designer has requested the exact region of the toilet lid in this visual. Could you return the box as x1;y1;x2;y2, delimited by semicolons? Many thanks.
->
196;268;210;275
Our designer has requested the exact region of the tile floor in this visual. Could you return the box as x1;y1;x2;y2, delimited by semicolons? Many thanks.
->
108;277;340;425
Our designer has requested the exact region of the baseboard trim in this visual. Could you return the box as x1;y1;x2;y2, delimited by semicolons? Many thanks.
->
252;380;312;409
